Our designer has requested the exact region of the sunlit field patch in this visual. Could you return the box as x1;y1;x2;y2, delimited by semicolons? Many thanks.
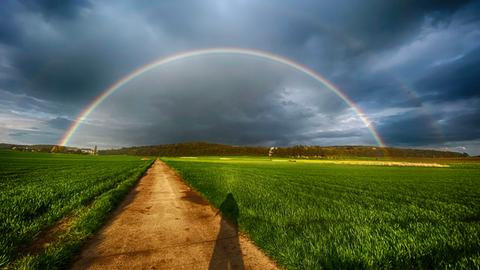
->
296;159;449;167
163;156;480;269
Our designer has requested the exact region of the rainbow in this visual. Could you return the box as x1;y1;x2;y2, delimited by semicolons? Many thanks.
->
59;47;386;147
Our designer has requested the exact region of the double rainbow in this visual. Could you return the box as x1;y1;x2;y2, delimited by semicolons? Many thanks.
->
59;48;385;147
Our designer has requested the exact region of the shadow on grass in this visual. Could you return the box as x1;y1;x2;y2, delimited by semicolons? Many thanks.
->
209;193;244;270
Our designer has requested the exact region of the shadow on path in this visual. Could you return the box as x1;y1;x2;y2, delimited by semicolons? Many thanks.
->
209;193;244;270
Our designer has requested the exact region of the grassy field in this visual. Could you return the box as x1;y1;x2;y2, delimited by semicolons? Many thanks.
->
163;157;480;269
0;150;153;269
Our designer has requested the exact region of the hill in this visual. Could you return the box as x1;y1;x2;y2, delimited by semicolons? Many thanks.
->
99;142;469;158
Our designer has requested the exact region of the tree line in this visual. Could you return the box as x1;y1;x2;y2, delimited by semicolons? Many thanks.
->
98;142;469;158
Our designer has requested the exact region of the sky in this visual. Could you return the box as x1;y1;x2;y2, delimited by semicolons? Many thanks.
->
0;0;479;154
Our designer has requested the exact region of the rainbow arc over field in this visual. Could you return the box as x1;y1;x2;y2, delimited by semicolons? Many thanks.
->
59;48;386;147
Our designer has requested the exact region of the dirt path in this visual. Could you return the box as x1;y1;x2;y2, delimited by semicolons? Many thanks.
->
71;160;279;270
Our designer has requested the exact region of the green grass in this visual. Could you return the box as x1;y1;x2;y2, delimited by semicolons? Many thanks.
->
0;150;153;269
163;157;480;269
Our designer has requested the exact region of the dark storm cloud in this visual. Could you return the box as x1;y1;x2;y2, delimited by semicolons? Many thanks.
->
280;0;472;54
337;0;471;51
19;0;90;18
0;2;21;45
377;111;444;146
378;100;480;147
416;46;480;102
69;57;365;148
4;0;475;101
0;0;88;45
0;0;479;153
440;109;480;142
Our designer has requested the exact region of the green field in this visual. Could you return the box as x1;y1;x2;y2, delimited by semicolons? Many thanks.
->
163;157;480;269
0;150;153;268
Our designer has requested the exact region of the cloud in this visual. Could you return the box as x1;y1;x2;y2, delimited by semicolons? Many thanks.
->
377;111;444;146
47;117;72;130
377;98;480;151
66;55;374;148
416;46;480;102
0;0;479;154
19;0;90;19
